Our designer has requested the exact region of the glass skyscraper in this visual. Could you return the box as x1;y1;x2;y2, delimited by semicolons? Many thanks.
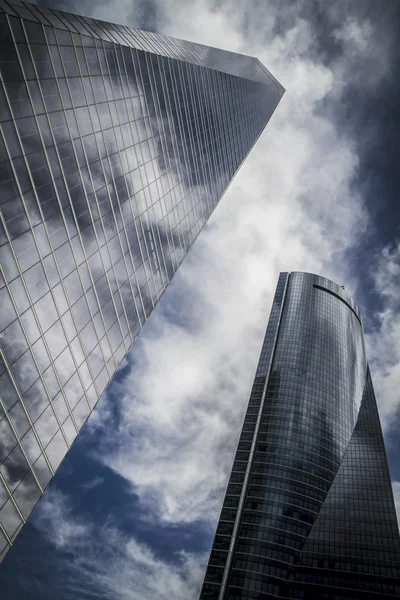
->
0;0;284;561
200;272;400;599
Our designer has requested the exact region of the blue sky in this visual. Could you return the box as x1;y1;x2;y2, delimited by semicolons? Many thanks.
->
2;0;400;598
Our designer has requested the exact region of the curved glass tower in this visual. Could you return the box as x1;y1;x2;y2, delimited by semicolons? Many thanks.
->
200;272;400;599
0;0;284;562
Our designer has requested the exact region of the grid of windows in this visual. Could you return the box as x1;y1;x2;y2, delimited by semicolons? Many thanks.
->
200;272;400;599
0;0;284;561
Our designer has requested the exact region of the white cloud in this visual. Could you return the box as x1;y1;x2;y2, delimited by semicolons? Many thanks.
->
366;242;400;427
81;475;104;491
35;488;91;549
33;488;206;600
333;18;373;54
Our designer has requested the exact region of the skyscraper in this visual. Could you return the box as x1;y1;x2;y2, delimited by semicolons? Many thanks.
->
0;0;284;561
200;272;400;599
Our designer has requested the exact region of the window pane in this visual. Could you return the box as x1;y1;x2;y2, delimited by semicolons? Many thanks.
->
44;320;68;359
34;405;58;446
31;333;50;372
33;454;52;489
23;261;49;303
23;378;49;422
12;230;39;272
10;350;39;395
1;196;29;238
0;416;18;462
45;430;67;471
72;397;90;429
0;444;30;492
0;319;28;365
0;286;17;331
34;292;58;332
21;428;41;464
13;470;41;519
0;499;22;538
0;244;19;283
54;346;75;385
20;308;40;345
52;392;70;423
62;417;77;444
9;277;30;315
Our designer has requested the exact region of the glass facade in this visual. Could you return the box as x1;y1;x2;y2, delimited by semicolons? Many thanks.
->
200;272;400;599
0;0;284;562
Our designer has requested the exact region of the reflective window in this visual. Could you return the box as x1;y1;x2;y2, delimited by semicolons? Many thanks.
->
0;0;285;562
13;471;41;519
45;430;67;471
200;274;400;599
0;499;22;539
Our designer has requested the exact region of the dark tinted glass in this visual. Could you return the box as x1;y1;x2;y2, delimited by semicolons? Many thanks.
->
200;272;400;599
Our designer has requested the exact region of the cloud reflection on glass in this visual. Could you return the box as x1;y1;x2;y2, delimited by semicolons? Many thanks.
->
0;0;284;560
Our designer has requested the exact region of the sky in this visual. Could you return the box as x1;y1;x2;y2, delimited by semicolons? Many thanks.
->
2;0;400;598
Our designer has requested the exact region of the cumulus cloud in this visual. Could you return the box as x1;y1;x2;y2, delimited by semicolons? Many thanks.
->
333;18;373;54
35;488;90;549
33;487;206;600
366;241;400;427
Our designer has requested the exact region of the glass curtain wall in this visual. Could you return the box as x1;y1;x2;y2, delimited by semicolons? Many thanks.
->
0;0;284;562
